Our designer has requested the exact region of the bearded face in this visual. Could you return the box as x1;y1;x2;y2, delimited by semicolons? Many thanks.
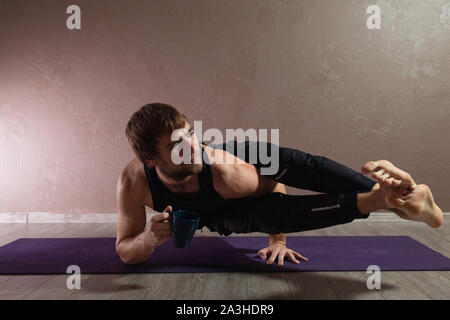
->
150;121;203;181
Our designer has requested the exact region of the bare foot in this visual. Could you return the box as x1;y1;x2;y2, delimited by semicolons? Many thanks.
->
361;160;417;195
385;184;443;228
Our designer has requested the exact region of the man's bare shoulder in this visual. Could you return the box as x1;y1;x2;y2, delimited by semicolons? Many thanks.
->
117;157;151;207
204;145;250;174
203;145;260;198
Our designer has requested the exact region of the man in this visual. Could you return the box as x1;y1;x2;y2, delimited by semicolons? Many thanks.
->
116;103;443;266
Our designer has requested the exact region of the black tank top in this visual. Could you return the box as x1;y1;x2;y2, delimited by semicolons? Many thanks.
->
143;144;228;231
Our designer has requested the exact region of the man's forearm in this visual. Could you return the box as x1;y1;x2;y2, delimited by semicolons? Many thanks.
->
116;229;156;264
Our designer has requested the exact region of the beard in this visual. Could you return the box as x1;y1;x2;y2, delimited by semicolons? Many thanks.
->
158;160;203;181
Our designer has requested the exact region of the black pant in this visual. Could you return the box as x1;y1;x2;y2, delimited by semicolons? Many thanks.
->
207;140;377;236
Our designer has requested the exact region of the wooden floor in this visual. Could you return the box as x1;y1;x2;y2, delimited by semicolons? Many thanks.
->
0;219;449;300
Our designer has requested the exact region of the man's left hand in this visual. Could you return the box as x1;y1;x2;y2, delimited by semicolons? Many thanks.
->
258;241;308;266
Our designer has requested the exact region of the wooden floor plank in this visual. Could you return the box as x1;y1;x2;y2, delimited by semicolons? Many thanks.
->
139;273;208;300
21;274;91;300
201;272;248;300
0;223;28;239
0;275;51;299
432;220;450;242
109;273;164;300
0;224;48;247
29;223;82;238
57;223;116;238
67;274;129;300
0;276;13;287
397;271;450;299
245;272;290;300
283;271;338;300
376;272;431;300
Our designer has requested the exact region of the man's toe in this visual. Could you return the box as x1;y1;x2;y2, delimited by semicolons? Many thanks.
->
361;161;379;174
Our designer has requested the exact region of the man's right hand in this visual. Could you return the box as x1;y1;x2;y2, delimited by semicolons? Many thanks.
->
147;205;173;247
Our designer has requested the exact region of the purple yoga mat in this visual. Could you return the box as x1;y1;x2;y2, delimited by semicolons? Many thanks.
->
1;236;450;275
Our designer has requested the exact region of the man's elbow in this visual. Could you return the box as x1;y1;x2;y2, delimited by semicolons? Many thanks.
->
117;252;135;265
273;182;286;194
120;257;140;265
116;242;139;265
116;241;152;265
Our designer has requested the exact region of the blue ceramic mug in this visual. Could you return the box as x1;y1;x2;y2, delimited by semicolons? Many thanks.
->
168;210;200;248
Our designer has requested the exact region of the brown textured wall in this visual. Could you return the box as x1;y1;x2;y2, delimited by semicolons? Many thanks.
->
0;0;449;213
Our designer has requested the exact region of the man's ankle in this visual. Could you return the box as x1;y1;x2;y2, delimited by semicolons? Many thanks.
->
356;193;373;216
357;184;386;215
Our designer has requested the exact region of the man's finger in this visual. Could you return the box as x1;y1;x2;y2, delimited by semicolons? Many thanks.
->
162;205;173;219
288;252;300;264
153;209;171;222
267;248;280;264
277;250;286;266
258;250;267;260
293;251;309;261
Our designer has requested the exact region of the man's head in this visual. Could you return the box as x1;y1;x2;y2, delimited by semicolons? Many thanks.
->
125;103;203;181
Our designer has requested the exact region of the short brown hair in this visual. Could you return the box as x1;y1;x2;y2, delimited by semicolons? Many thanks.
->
125;103;189;163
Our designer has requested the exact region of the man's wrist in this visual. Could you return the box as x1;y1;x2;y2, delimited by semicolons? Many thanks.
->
269;233;286;245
